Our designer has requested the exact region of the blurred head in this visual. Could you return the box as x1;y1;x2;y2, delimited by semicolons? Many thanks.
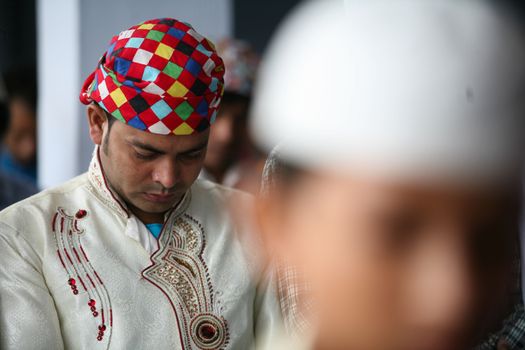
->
4;94;37;166
252;1;525;349
204;92;249;179
87;104;208;223
259;164;519;350
203;39;259;181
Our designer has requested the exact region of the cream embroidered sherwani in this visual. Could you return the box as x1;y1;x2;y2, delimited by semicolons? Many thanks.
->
0;149;281;350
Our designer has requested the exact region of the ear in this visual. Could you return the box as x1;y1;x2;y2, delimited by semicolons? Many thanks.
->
86;104;108;145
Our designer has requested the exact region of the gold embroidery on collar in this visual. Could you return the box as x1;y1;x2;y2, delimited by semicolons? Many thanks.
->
142;214;229;349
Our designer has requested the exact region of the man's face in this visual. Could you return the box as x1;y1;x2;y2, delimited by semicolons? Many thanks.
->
5;98;37;165
261;171;519;350
97;113;209;222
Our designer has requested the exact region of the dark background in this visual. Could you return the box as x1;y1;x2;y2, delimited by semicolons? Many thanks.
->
0;0;301;76
233;0;300;54
0;0;36;76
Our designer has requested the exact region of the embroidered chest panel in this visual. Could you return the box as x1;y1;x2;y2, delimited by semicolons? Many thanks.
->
142;214;230;350
51;208;113;346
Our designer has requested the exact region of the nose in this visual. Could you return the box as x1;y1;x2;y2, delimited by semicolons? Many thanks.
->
152;158;179;190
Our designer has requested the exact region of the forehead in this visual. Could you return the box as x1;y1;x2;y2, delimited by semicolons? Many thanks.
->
290;169;520;212
111;118;210;152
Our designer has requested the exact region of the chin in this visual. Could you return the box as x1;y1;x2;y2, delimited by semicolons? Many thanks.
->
141;202;178;214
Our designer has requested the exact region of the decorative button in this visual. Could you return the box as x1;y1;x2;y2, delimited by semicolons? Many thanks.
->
190;314;226;349
68;278;79;295
75;210;87;219
200;324;217;340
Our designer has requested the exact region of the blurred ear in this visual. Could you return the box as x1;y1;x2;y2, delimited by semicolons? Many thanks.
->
254;192;290;260
86;104;108;145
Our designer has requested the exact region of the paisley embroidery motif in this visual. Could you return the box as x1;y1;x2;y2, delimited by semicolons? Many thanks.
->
51;208;113;345
143;214;229;349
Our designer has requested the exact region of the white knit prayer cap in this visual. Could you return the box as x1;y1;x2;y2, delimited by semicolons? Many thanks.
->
251;0;525;183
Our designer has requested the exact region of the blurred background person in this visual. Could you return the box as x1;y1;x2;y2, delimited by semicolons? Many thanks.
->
0;95;37;210
201;38;267;193
252;1;525;349
0;68;38;186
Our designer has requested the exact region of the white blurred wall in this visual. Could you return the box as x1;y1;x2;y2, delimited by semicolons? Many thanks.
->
37;0;232;188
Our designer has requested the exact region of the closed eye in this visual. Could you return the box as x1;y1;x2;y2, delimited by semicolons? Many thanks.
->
179;149;206;161
134;150;158;160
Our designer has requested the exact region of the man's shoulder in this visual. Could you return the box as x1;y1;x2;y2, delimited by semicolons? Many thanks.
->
190;178;255;234
0;173;89;225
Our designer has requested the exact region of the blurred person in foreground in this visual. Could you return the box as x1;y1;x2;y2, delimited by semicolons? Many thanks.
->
0;71;38;185
0;101;37;209
201;39;265;193
252;1;525;349
0;18;280;349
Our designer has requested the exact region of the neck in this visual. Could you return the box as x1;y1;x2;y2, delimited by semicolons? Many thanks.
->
129;205;166;224
127;193;185;224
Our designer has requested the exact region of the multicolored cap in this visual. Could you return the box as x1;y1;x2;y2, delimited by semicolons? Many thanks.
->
80;18;225;135
217;39;259;96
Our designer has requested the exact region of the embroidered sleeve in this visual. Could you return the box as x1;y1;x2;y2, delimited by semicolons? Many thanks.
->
0;222;65;350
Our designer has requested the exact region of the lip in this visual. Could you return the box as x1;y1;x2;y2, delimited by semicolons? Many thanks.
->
143;192;177;203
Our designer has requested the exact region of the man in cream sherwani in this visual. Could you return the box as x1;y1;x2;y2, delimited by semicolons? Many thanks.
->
0;18;280;350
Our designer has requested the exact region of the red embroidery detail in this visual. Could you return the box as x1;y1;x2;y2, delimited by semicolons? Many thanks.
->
200;324;217;340
75;209;87;219
57;250;66;269
51;207;113;344
88;299;99;317
68;278;79;295
98;322;107;340
77;276;87;291
80;246;90;262
94;271;104;285
64;248;73;265
72;247;82;263
51;213;58;232
86;273;96;289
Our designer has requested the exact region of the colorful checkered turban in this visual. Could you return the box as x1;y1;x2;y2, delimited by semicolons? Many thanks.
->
80;18;225;135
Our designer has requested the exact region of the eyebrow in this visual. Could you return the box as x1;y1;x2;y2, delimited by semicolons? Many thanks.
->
128;139;165;154
127;139;208;155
